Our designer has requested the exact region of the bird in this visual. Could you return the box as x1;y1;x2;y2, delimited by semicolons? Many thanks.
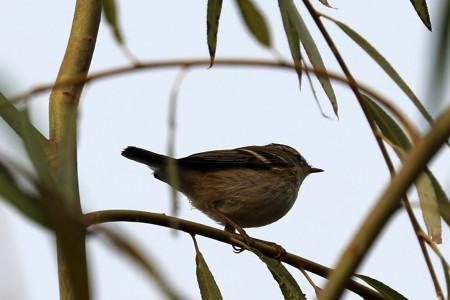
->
121;143;322;249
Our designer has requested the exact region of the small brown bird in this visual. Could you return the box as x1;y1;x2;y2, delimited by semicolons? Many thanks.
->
122;144;322;246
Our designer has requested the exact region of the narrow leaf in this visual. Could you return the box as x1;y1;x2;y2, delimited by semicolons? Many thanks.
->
279;0;338;116
416;173;442;243
427;1;449;114
192;237;223;300
207;0;223;67
409;0;432;30
102;0;124;44
356;274;408;300
19;110;54;185
278;1;302;85
428;172;450;228
250;247;306;300
0;92;47;146
327;17;434;126
0;161;47;227
364;96;443;242
236;0;271;47
318;0;334;8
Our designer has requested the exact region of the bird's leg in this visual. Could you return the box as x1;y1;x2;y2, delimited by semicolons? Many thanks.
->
211;207;253;252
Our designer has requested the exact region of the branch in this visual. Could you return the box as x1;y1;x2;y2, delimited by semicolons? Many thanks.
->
84;209;384;300
320;105;450;299
10;58;419;143
48;1;102;300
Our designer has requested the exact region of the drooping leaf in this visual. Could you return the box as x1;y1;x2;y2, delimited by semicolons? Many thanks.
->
236;0;271;47
356;274;408;300
364;96;443;243
326;17;434;126
19;110;54;185
428;171;450;228
278;0;302;85
0;161;47;227
279;0;338;116
0;92;47;146
318;0;334;8
207;0;223;67
363;96;411;151
102;0;124;44
409;0;432;31
192;237;223;300
250;247;306;300
416;173;442;243
427;1;450;115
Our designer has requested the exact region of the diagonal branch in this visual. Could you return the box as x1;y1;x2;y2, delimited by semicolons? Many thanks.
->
84;209;384;300
320;105;450;299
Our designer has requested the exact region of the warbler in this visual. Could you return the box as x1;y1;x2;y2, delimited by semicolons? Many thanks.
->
122;144;322;245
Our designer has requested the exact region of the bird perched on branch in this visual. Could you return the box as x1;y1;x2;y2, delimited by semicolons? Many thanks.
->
122;143;322;253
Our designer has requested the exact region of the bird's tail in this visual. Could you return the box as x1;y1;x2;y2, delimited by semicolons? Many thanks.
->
121;146;169;169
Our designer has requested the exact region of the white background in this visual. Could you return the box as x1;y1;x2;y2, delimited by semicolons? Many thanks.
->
0;1;449;299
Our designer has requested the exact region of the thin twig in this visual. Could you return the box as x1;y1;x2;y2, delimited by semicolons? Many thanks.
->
319;103;450;299
83;209;384;300
300;0;445;298
299;267;322;298
8;58;419;143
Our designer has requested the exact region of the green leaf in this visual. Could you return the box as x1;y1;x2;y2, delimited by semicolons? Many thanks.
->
356;274;408;300
428;172;450;228
363;96;411;152
250;247;306;300
427;1;449;114
278;0;302;85
236;0;271;47
442;258;450;300
102;0;124;44
278;0;338;116
364;96;443;243
207;0;223;67
327;17;434;126
19;110;54;185
0;92;47;146
0;161;47;227
416;173;442;243
409;0;432;30
192;237;223;300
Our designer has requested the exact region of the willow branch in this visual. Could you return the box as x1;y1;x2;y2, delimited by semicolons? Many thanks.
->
299;1;445;298
49;1;102;300
84;209;383;300
320;105;450;299
10;58;419;143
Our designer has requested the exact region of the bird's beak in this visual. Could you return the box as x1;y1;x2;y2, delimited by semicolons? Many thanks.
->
308;167;324;173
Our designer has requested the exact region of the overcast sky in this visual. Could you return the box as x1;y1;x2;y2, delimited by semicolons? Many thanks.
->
1;1;449;299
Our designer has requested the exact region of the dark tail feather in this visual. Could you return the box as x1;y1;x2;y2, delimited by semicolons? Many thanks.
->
121;146;168;169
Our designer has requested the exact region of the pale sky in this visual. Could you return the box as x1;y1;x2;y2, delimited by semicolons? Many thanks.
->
1;1;449;299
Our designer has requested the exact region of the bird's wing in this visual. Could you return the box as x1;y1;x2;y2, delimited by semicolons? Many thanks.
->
177;146;289;170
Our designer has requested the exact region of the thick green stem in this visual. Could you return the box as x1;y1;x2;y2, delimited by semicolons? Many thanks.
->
49;1;102;299
321;106;450;299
